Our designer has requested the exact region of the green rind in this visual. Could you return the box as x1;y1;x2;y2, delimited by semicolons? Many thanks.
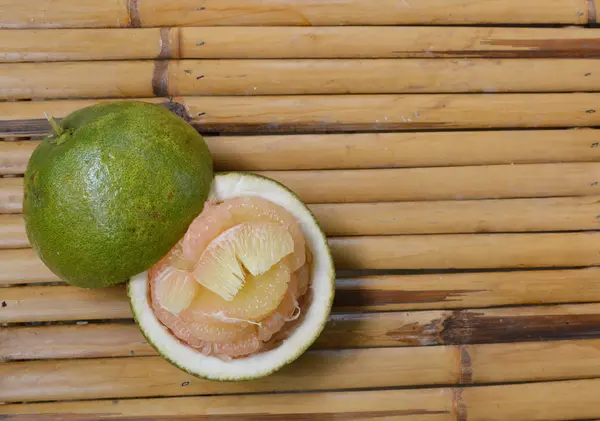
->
24;101;213;288
128;172;335;381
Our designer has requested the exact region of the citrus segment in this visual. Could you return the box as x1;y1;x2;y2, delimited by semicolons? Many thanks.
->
225;197;307;271
193;222;294;300
192;261;292;322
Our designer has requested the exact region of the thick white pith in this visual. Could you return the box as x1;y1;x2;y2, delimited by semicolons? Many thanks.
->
128;172;335;380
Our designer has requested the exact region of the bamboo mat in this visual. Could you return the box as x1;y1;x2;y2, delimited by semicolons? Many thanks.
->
2;1;600;420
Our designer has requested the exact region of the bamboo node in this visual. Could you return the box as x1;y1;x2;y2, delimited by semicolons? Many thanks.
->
126;0;142;28
452;388;468;421
588;0;597;25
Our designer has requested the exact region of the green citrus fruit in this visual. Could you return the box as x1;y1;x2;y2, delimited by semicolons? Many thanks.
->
24;101;213;288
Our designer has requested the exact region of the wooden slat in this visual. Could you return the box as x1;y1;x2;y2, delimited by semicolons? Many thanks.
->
4;378;600;421
4;94;600;135
0;28;166;62
0;310;447;358
335;267;600;311
0;249;59;285
6;27;600;62
261;163;600;203
0;388;455;421
0;176;23;213
4;163;600;206
1;285;130;323
312;197;600;236
5;303;600;361
4;129;600;172
464;378;600;421
331;232;600;270
5;268;600;321
6;59;600;99
0;0;588;28
0;347;460;402
3;338;600;402
2;232;599;287
3;196;600;246
0;140;37;174
0;214;27;249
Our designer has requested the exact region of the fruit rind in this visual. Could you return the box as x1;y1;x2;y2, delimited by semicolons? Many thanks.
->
25;101;213;288
128;172;335;380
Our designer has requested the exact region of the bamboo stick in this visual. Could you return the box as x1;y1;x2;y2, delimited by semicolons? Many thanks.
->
0;177;24;213
1;285;130;323
2;231;599;285
0;249;59;285
331;232;600;270
3;337;600;403
4;27;600;62
0;28;166;62
0;347;460;402
0;0;588;28
4;195;600;245
1;310;447;358
4;378;600;421
3;94;600;135
4;163;600;206
463;379;600;421
4;267;600;318
0;214;27;249
0;140;36;174
0;61;154;99
4;302;600;360
0;388;454;420
335;267;600;311
4;129;600;172
258;163;600;203
312;197;600;236
6;59;600;99
176;26;600;59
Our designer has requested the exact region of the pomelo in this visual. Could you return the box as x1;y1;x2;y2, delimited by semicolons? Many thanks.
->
24;101;213;288
129;172;335;380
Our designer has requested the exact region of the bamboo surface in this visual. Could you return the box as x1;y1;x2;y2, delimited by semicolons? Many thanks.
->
4;1;600;419
6;300;600;359
4;94;600;136
3;129;600;171
0;0;589;28
4;195;600;242
4;265;600;308
3;163;600;205
3;379;600;421
6;59;600;99
4;338;600;403
5;27;600;62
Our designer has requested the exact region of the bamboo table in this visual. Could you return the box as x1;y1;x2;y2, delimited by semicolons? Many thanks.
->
2;1;600;420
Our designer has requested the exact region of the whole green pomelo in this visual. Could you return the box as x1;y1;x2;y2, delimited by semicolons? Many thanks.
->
24;101;213;288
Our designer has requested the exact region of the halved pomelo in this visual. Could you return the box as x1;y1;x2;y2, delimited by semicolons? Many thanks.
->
128;172;335;380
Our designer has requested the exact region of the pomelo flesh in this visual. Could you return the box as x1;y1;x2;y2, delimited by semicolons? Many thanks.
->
130;172;335;380
149;194;309;359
